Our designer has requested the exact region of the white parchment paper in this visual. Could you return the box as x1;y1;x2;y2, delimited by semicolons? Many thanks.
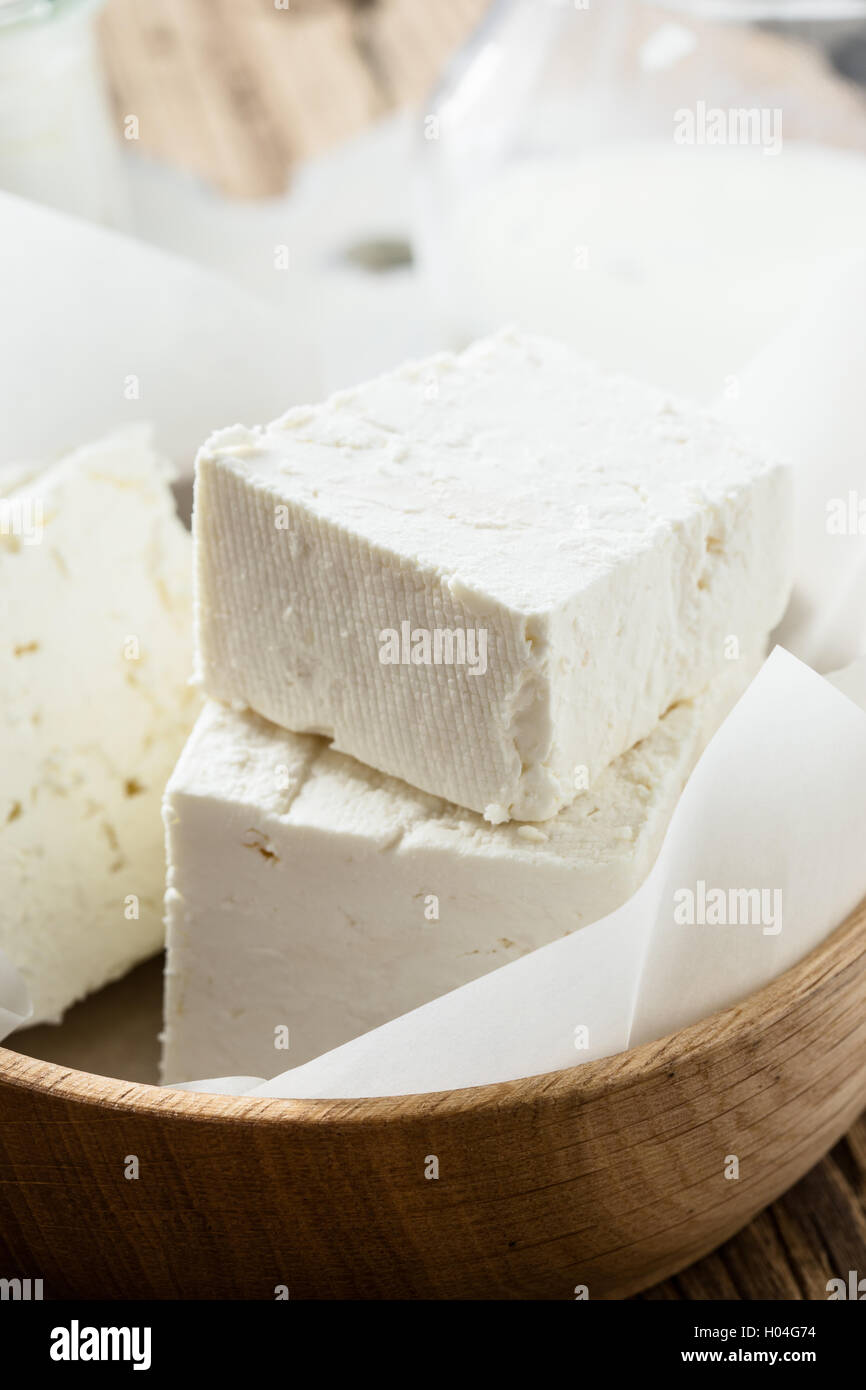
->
0;191;316;469
239;651;866;1097
0;950;32;1042
166;257;866;1099
720;253;866;673
0;198;864;1103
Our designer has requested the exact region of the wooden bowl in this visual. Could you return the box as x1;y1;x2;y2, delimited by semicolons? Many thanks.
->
1;896;865;1301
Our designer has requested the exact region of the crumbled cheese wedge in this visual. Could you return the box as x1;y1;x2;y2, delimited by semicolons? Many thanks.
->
193;329;792;821
1;429;199;1024
161;653;759;1082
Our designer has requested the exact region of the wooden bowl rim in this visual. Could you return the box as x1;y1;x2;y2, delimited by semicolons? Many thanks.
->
3;896;864;1130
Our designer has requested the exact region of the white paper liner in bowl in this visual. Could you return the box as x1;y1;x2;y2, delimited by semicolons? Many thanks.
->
0;951;32;1042
170;252;866;1099
0;201;864;1103
0;190;317;469
4;649;863;1099
719;253;866;674
190;649;866;1099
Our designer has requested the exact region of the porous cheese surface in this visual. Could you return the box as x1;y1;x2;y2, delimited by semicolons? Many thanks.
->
194;329;792;821
162;654;757;1082
1;429;199;1024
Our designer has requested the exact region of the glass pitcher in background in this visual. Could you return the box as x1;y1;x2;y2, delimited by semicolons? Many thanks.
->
415;0;866;401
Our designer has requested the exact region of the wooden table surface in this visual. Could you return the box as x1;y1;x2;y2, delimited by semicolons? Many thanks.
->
81;0;866;1301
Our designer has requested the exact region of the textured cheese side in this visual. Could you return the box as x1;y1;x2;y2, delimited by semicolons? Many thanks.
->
194;329;793;821
0;429;199;1024
162;652;760;1082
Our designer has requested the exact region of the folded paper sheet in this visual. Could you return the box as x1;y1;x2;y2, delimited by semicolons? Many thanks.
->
0;191;316;468
0;950;32;1043
3;650;864;1096
0;194;865;1103
720;253;866;673
239;650;866;1097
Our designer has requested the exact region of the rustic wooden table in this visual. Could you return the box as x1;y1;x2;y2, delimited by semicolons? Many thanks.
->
77;0;866;1301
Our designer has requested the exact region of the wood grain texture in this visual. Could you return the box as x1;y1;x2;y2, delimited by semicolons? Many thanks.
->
2;898;865;1300
97;0;489;197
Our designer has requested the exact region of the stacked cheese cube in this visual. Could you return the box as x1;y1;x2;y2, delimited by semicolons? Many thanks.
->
162;331;793;1081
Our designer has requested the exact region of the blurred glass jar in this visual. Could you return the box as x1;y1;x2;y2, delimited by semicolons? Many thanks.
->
416;0;866;400
0;0;126;225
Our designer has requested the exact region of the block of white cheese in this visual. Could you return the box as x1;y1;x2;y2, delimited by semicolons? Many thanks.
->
162;652;759;1082
193;330;793;822
1;429;199;1025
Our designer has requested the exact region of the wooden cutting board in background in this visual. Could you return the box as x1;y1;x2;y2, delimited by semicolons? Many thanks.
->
98;0;490;198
